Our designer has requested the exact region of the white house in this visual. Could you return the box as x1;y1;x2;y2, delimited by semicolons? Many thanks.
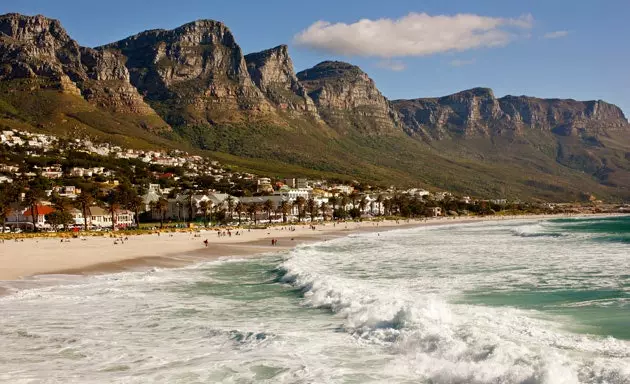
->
89;207;135;229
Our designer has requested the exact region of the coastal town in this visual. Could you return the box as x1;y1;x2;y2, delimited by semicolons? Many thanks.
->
0;128;623;233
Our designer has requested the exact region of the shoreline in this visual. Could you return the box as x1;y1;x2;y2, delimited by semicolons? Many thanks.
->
0;213;624;294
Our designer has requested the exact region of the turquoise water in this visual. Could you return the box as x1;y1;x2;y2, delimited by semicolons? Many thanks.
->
460;216;630;339
1;216;629;383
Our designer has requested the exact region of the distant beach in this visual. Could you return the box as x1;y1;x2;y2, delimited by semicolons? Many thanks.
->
0;213;617;287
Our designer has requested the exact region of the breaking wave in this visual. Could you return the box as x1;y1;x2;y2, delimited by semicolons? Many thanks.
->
278;232;630;383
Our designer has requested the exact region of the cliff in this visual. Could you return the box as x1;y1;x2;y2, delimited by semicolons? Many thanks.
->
3;12;630;200
105;20;272;125
297;61;399;134
0;13;169;131
393;87;629;140
244;45;318;116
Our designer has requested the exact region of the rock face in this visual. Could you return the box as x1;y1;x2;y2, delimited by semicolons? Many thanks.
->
244;45;317;115
0;13;83;94
297;61;399;134
393;88;629;140
0;13;169;129
105;20;271;125
3;12;630;199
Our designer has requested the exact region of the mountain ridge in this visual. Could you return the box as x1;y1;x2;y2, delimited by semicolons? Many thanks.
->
2;12;630;201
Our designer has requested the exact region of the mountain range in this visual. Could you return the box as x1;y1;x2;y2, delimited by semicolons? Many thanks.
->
2;13;629;201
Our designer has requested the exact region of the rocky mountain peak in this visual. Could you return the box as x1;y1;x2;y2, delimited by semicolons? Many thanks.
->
296;61;398;134
0;13;81;87
449;87;496;100
0;13;70;44
394;88;629;140
244;45;318;115
297;61;367;82
106;19;271;125
0;13;170;131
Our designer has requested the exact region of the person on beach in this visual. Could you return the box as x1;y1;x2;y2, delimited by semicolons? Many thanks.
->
204;239;208;247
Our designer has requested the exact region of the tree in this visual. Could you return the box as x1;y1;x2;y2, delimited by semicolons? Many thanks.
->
349;207;361;219
280;200;291;223
51;192;73;230
24;187;44;232
46;211;73;231
128;195;144;228
383;199;392;216
359;197;368;216
376;194;384;216
349;190;360;209
339;194;349;214
293;196;306;222
328;196;338;219
235;201;245;225
319;202;329;221
156;197;168;228
199;200;210;227
0;184;18;232
247;203;261;225
106;189;122;230
307;198;317;222
225;196;235;223
186;190;195;222
75;191;95;231
263;199;274;224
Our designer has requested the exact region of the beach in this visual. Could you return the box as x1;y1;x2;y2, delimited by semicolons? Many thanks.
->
0;214;615;285
0;216;486;284
1;214;628;383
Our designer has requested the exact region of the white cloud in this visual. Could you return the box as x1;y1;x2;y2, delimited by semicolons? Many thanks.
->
543;30;569;39
294;12;534;58
450;58;476;67
376;59;406;71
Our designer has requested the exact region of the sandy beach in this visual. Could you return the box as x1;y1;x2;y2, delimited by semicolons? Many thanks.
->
0;214;610;286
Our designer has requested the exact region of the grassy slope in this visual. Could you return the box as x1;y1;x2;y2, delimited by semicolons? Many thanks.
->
2;78;629;201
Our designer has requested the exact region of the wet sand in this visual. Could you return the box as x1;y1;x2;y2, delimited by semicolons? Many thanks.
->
0;214;603;287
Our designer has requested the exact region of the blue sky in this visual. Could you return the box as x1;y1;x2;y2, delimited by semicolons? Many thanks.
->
2;0;629;115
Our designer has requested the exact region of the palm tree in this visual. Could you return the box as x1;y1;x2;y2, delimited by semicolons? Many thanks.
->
328;196;338;219
51;192;72;231
235;201;245;225
263;199;274;224
247;203;261;225
319;202;329;221
199;200;210;227
157;197;168;228
128;195;144;228
359;197;368;216
0;190;11;233
106;190;121;230
383;199;392;216
75;191;95;231
349;190;360;209
376;194;384;216
306;198;317;222
225;196;235;223
186;190;195;223
370;200;375;216
280;200;291;223
23;188;44;232
293;196;306;222
340;194;349;214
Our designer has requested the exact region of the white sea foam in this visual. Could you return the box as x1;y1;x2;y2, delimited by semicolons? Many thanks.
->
1;218;629;383
278;222;630;383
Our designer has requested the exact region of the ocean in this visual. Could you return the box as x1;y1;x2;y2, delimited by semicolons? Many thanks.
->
1;216;629;383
